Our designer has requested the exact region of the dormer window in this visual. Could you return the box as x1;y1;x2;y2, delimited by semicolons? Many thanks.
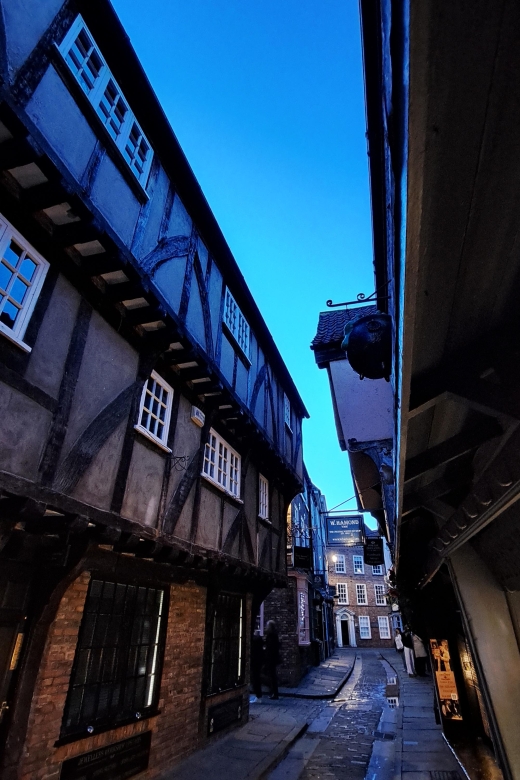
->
223;288;251;360
59;16;153;189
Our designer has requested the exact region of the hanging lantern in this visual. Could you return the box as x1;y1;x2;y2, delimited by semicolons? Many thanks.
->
341;312;392;380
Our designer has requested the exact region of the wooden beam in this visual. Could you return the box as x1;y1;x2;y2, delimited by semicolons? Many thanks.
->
404;418;503;483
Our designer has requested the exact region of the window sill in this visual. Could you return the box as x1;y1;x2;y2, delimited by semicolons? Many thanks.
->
201;473;243;503
0;324;31;353
134;425;172;453
258;514;271;524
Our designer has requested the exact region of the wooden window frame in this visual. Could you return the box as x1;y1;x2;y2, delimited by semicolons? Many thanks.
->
206;592;245;695
202;428;241;498
59;15;153;189
223;287;251;361
374;584;386;606
259;474;269;520
378;616;391;639
353;555;365;575
356;583;367;605
372;564;384;575
0;214;49;353
335;554;346;574
135;371;174;452
358;615;371;639
283;392;292;431
337;582;348;605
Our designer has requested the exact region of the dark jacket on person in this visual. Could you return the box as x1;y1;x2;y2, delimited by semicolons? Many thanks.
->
251;633;264;672
402;630;414;649
265;632;281;667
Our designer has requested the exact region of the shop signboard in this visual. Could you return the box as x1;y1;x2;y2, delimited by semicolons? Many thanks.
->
364;537;384;566
430;639;462;721
326;514;364;546
293;545;312;569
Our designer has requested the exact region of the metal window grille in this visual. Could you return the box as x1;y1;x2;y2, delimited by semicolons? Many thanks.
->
378;616;391;639
259;475;269;519
203;429;241;498
223;288;250;358
353;555;364;574
136;371;173;447
208;593;244;694
356;584;367;605
335;555;346;574
337;583;348;604
359;616;371;639
62;579;166;738
374;584;386;605
372;565;384;575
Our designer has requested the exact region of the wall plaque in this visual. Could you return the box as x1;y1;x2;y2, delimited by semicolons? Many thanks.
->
326;514;364;546
60;731;151;780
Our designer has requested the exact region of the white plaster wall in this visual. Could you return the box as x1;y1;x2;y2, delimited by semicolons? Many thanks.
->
451;545;520;780
329;358;393;443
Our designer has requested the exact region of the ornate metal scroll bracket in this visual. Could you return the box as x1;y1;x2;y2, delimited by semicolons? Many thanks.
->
172;455;192;471
326;280;391;309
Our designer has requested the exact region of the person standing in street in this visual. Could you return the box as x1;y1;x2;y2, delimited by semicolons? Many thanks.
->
265;620;281;699
250;629;264;703
402;625;416;676
412;632;428;676
394;628;406;669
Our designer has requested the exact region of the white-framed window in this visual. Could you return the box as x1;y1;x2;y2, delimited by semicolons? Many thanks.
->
223;287;250;359
374;584;387;606
335;555;346;574
297;581;310;645
378;616;391;639
284;393;291;430
135;371;173;450
353;555;364;574
0;215;50;352
259;474;269;520
387;696;399;708
372;565;384;575
358;616;371;639
356;584;367;605
202;428;241;498
337;583;348;605
59;16;153;188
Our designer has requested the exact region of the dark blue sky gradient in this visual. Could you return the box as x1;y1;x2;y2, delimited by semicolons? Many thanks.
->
111;0;374;511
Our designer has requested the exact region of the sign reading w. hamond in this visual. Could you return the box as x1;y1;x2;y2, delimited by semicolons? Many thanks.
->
326;514;364;546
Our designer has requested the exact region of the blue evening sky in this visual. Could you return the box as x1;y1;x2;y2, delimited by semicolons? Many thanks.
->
111;0;375;513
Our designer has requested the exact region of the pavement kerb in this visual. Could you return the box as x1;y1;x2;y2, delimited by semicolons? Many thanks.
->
278;657;356;700
248;721;309;780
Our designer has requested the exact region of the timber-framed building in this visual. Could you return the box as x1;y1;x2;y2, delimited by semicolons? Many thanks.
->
0;2;308;777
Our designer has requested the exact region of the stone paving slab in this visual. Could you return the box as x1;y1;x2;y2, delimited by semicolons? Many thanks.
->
278;649;356;699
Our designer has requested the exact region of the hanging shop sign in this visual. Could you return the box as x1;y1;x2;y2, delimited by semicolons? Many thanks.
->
364;536;384;566
326;514;364;546
430;639;463;721
293;545;312;569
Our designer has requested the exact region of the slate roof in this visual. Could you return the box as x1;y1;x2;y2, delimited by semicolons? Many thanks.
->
310;306;377;349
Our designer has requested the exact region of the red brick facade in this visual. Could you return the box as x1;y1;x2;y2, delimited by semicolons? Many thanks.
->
328;544;394;648
14;571;250;780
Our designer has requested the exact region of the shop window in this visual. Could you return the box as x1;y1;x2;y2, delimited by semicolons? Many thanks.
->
135;371;174;450
356;584;367;605
374;584;386;605
207;593;244;694
378;616;391;639
62;579;166;739
337;583;348;605
202;429;241;498
0;215;49;351
358;616;371;639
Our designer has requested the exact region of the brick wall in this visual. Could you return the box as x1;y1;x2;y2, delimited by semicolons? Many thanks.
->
15;570;250;780
328;544;393;648
263;575;313;687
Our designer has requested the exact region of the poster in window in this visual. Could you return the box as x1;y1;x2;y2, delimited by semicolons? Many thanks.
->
430;639;462;721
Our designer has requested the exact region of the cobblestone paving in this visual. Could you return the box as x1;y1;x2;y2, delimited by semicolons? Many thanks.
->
300;650;387;780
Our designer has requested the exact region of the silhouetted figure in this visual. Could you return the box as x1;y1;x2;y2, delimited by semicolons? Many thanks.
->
265;620;281;700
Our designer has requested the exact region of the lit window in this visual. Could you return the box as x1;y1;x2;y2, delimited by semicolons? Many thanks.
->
374;584;386;606
335;555;346;574
353;555;364;574
59;16;153;188
207;593;244;694
61;579;166;738
356;584;367;605
223;288;251;359
135;371;173;450
259;474;269;519
203;429;241;498
284;393;291;430
337;583;348;605
358;616;371;639
372;565;384;575
378;616;391;639
0;215;49;351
